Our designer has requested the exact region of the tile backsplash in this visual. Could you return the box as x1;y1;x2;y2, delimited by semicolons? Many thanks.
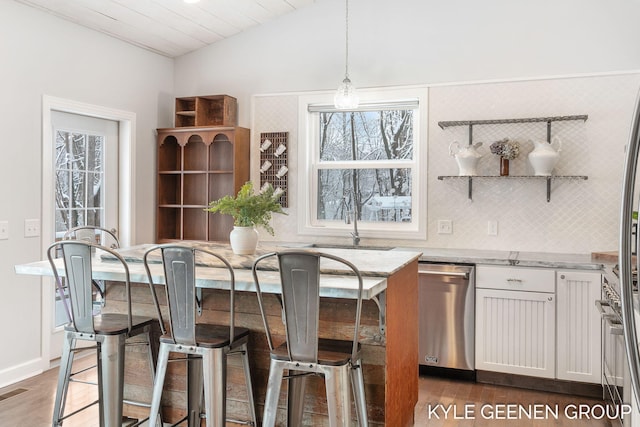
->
252;73;640;254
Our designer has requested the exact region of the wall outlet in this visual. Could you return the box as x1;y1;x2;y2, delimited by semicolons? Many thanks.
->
24;219;40;238
0;221;8;240
488;220;498;236
437;219;453;234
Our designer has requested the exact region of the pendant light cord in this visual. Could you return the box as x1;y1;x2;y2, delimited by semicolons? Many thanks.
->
344;0;350;79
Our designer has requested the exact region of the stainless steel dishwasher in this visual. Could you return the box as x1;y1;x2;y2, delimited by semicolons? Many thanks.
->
418;263;475;375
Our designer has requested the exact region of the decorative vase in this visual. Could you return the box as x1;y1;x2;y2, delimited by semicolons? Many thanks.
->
449;141;483;176
528;136;562;176
229;226;259;255
500;157;510;176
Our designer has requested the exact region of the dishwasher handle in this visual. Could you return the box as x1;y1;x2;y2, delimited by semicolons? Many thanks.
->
418;269;470;280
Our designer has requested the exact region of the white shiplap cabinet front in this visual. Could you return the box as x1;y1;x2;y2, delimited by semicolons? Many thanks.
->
556;270;602;383
475;287;556;378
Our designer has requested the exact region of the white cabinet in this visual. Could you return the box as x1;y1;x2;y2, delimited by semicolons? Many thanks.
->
475;266;556;378
475;265;602;383
556;270;602;383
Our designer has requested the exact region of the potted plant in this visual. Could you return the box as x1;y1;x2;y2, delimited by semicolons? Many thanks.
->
205;181;285;254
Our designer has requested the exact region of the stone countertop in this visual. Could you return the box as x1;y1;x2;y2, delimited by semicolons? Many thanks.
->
111;241;421;278
15;242;422;300
392;247;604;270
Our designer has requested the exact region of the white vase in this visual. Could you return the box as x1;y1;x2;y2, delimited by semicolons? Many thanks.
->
528;136;562;176
229;226;259;255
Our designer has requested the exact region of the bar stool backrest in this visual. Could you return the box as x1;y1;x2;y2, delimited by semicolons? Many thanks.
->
252;250;364;363
64;226;120;249
143;245;236;345
47;240;133;334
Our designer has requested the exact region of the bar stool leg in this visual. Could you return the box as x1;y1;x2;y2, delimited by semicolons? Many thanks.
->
262;359;284;427
187;354;203;427
287;373;306;426
324;365;351;427
52;333;75;426
148;344;170;427
203;349;226;427
98;334;125;427
239;342;257;424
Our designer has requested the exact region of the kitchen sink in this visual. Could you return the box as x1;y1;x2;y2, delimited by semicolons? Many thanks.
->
309;243;393;251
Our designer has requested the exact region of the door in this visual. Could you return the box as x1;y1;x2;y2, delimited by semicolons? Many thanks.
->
48;111;119;358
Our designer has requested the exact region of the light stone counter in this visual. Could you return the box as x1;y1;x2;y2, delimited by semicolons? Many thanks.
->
15;242;422;300
393;246;604;270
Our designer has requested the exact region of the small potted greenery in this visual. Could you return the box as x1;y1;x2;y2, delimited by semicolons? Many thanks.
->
206;181;285;254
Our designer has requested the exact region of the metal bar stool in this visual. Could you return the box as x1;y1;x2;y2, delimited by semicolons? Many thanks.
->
143;244;257;427
252;250;369;426
47;240;158;427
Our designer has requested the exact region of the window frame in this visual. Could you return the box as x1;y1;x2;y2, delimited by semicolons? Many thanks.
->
297;87;428;240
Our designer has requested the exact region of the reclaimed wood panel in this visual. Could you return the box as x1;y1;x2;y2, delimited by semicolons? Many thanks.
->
102;259;418;425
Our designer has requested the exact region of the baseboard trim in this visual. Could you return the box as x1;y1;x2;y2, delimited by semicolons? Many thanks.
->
0;358;44;389
476;370;603;399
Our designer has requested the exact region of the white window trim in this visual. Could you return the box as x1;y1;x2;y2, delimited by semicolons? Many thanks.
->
297;87;428;240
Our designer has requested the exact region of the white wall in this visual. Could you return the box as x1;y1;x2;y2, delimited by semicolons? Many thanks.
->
0;1;173;386
174;0;640;126
252;73;640;253
174;0;640;252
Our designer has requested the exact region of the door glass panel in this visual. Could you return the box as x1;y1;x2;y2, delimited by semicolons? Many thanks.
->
53;129;106;327
54;130;105;237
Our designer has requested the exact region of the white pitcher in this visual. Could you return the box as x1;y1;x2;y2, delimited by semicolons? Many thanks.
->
449;141;483;176
528;136;562;176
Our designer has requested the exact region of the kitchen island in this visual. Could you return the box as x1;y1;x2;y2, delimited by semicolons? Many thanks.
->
16;242;421;427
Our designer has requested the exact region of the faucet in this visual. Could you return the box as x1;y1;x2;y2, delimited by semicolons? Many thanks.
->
344;193;360;246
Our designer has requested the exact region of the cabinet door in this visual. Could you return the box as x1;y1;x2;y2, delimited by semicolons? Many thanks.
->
556;270;602;383
476;288;555;378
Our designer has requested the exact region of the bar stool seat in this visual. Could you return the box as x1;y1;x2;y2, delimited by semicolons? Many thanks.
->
47;240;158;427
271;339;362;366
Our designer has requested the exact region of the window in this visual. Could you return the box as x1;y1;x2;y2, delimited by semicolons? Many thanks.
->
298;88;427;240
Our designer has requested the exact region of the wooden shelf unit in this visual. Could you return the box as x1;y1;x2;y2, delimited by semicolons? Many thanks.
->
156;126;249;242
175;95;237;127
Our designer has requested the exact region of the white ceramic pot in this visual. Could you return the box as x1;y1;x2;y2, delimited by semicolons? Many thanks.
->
449;141;483;176
528;136;562;176
229;226;259;255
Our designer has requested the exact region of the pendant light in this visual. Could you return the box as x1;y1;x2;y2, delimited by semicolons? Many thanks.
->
334;0;359;110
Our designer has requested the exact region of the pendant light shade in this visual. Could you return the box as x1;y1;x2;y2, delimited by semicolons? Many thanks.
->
334;77;359;110
334;0;358;110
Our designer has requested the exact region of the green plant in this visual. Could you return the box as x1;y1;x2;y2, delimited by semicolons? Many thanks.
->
205;181;286;235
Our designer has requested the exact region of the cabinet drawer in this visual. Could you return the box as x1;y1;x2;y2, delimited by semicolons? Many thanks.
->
476;265;555;293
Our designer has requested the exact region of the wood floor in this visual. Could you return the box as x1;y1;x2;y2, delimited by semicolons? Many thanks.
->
0;357;617;426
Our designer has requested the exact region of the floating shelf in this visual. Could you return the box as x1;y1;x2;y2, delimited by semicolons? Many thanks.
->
437;175;588;202
438;115;588;129
438;114;588;145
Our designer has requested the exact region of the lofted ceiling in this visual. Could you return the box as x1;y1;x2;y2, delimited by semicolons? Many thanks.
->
14;0;315;58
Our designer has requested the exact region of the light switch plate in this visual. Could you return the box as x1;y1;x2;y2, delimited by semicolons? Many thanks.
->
0;221;8;240
24;219;40;238
437;219;453;234
488;220;498;236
